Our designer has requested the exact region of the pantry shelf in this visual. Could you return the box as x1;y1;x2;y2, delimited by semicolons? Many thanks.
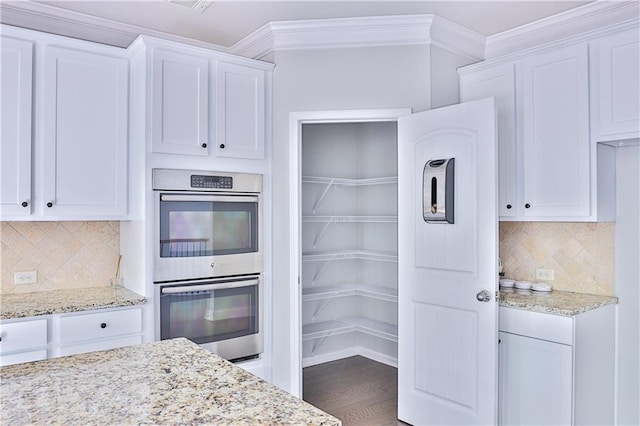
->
302;250;398;263
302;283;397;303
302;176;398;186
302;317;398;343
302;215;397;223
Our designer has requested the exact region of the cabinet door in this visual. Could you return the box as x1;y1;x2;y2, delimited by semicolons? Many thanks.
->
0;37;33;218
499;332;573;425
151;49;209;156
591;29;640;141
519;44;590;218
460;63;517;217
43;46;128;218
215;62;265;159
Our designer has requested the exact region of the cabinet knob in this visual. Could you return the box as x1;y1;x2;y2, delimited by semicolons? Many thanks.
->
100;322;107;329
46;202;53;208
219;144;225;149
506;204;512;210
21;201;29;208
201;143;207;148
525;203;531;209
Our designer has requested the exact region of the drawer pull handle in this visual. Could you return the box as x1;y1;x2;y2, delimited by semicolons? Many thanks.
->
22;201;29;207
47;202;54;208
219;144;225;149
100;323;107;329
201;143;207;148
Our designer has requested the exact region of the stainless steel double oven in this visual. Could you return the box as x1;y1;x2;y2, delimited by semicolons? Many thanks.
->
153;169;262;361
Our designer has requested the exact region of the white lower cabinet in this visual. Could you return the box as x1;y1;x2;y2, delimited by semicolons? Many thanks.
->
499;331;572;425
57;307;143;357
0;319;48;366
499;305;615;425
0;307;144;365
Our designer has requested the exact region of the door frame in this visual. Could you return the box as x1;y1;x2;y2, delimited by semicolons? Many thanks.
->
288;108;411;397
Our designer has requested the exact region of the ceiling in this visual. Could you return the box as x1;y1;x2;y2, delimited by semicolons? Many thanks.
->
26;0;593;48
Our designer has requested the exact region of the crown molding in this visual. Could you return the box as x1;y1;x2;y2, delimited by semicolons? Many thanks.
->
485;0;640;59
0;1;230;53
230;14;486;61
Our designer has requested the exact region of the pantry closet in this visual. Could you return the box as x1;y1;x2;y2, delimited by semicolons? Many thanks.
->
300;121;398;368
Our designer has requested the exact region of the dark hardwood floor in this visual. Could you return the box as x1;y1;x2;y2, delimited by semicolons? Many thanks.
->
303;356;407;426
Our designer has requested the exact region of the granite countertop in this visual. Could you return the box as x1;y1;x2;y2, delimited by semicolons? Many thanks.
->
0;287;147;320
499;288;618;316
0;338;341;426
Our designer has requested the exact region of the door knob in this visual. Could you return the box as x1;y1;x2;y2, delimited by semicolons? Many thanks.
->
476;290;492;302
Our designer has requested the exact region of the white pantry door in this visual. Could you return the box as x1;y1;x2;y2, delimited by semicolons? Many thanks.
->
397;98;499;425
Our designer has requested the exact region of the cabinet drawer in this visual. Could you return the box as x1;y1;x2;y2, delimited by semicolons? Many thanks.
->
499;307;573;345
0;319;47;353
59;308;142;344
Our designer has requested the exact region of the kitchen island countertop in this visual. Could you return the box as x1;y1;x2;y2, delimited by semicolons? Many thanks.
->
0;286;146;320
499;288;617;316
0;337;341;425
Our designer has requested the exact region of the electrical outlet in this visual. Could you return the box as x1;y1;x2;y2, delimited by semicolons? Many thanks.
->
14;271;37;285
535;268;554;281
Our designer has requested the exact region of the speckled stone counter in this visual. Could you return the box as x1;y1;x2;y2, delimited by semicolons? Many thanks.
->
499;288;617;316
0;338;341;426
0;287;146;320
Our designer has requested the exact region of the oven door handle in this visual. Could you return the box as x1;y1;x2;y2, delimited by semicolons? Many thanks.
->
161;279;259;294
160;194;259;203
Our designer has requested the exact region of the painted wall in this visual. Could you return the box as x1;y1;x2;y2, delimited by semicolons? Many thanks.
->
615;144;639;425
269;43;473;393
0;221;119;293
500;222;615;296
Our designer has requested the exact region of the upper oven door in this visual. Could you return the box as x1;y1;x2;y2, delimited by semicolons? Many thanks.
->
154;192;262;282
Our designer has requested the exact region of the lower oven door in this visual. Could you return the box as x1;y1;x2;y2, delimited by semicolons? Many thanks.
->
159;275;262;361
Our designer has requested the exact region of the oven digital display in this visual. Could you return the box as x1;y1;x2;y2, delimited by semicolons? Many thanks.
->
190;175;233;189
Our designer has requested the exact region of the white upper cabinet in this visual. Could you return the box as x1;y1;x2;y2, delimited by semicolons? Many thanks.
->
42;46;128;218
0;36;33;218
460;63;517;217
1;27;130;221
151;49;209;156
215;62;266;160
519;44;590;218
590;28;640;142
460;41;616;222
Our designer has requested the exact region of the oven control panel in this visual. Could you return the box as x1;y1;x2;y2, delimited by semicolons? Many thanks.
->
190;175;233;189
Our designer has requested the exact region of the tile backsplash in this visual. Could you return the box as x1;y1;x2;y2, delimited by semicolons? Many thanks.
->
500;222;615;296
1;222;120;294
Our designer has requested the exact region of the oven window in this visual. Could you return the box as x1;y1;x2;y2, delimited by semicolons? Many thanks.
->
160;197;258;257
160;283;258;344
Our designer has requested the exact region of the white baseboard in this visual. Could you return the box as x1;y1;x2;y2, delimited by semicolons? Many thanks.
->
302;347;360;368
302;346;397;368
356;346;398;368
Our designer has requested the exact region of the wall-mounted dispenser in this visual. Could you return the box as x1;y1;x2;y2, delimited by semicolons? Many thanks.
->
423;158;455;224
